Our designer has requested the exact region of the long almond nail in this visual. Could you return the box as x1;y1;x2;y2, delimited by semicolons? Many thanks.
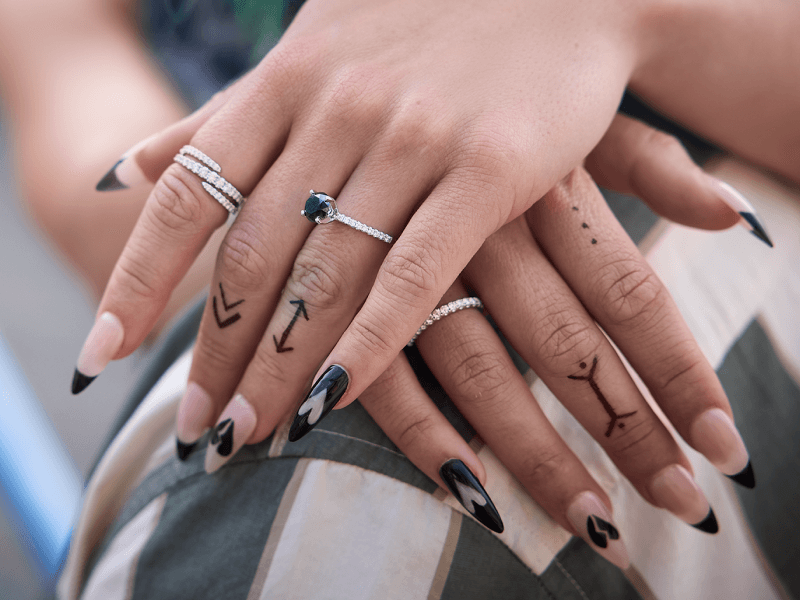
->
204;394;256;474
650;464;718;533
691;408;755;488
176;382;214;460
96;135;154;191
72;312;124;394
439;459;504;533
708;177;773;248
288;365;349;442
566;492;629;570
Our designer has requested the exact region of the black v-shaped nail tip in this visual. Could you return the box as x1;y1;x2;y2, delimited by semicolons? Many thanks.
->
96;158;129;191
439;459;504;534
727;461;756;489
692;508;719;534
71;369;97;394
288;365;349;442
176;439;197;461
739;212;774;248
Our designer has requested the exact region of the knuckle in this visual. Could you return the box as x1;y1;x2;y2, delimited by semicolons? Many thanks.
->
286;245;348;312
218;222;273;291
536;305;601;375
150;167;212;235
115;255;161;303
322;64;387;129
456;117;524;182
194;330;245;374
519;448;569;489
380;99;451;162
349;312;396;356
380;244;441;304
396;409;439;450
595;256;666;327
653;346;705;394
605;420;659;460
247;347;292;390
449;344;511;405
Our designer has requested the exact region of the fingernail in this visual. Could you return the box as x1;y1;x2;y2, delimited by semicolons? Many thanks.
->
440;459;504;533
204;394;256;474
96;136;152;191
709;177;773;248
566;492;629;570
72;312;124;394
288;365;349;442
175;382;214;460
691;408;755;488
650;464;718;533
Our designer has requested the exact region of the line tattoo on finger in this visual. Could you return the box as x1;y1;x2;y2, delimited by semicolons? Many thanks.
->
213;283;244;329
568;356;637;437
273;299;309;353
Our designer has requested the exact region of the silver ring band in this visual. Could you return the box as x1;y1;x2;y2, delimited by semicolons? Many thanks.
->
302;191;392;243
173;146;245;215
407;297;484;347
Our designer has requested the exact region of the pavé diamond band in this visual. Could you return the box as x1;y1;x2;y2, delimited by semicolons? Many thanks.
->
407;297;484;347
173;145;245;215
301;190;393;243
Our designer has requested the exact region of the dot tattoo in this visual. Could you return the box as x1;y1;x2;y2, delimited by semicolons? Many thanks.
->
568;356;637;437
273;299;309;353
213;283;244;329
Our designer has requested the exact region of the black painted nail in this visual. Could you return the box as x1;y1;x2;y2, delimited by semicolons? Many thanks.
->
176;439;197;461
96;158;128;191
740;213;773;248
439;459;504;533
692;508;719;534
71;369;97;395
289;365;349;442
727;461;756;489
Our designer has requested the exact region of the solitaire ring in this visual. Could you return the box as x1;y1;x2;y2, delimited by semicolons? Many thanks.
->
301;191;393;243
407;297;484;346
173;145;245;216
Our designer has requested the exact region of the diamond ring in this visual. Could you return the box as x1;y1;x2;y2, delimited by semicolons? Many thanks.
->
301;191;393;244
407;297;484;346
173;145;245;216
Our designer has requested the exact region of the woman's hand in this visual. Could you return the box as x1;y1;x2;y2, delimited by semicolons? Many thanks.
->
73;0;648;404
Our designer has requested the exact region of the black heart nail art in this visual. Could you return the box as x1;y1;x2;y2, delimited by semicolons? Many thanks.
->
210;419;234;457
587;515;619;549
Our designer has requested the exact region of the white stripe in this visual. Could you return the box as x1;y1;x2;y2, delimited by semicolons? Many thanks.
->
256;460;452;600
79;493;167;600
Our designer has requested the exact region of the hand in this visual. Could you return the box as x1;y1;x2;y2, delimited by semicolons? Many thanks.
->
73;0;649;407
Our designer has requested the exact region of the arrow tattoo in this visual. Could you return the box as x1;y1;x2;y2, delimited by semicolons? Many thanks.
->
568;356;637;437
273;299;309;353
213;283;244;329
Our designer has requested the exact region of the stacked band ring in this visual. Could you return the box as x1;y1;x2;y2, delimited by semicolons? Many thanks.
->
407;297;484;346
173;145;245;216
302;191;393;243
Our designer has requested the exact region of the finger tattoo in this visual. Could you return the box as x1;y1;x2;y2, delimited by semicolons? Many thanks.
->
568;356;637;437
213;283;245;329
273;299;309;353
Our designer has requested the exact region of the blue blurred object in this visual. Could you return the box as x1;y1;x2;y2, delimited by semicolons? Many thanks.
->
0;333;82;580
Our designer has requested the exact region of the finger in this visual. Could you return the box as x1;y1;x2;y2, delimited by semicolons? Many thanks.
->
199;119;446;468
412;281;630;567
73;50;300;392
586;114;772;246
526;168;754;489
465;217;719;532
288;171;501;434
359;353;504;533
95;71;251;191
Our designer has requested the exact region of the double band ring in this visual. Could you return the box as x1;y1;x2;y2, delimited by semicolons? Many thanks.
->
302;191;393;243
407;297;484;346
173;145;245;216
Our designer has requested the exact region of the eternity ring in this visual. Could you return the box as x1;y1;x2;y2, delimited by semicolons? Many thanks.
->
173;145;245;216
407;297;484;347
301;191;393;244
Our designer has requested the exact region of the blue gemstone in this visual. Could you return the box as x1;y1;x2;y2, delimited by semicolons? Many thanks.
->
303;194;330;223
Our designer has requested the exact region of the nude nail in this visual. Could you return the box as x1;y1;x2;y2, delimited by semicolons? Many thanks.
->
205;394;257;474
72;312;124;394
708;177;773;247
566;492;629;570
691;408;753;488
650;465;718;533
176;382;214;460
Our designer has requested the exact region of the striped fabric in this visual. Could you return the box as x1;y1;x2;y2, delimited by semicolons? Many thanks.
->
59;158;799;600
